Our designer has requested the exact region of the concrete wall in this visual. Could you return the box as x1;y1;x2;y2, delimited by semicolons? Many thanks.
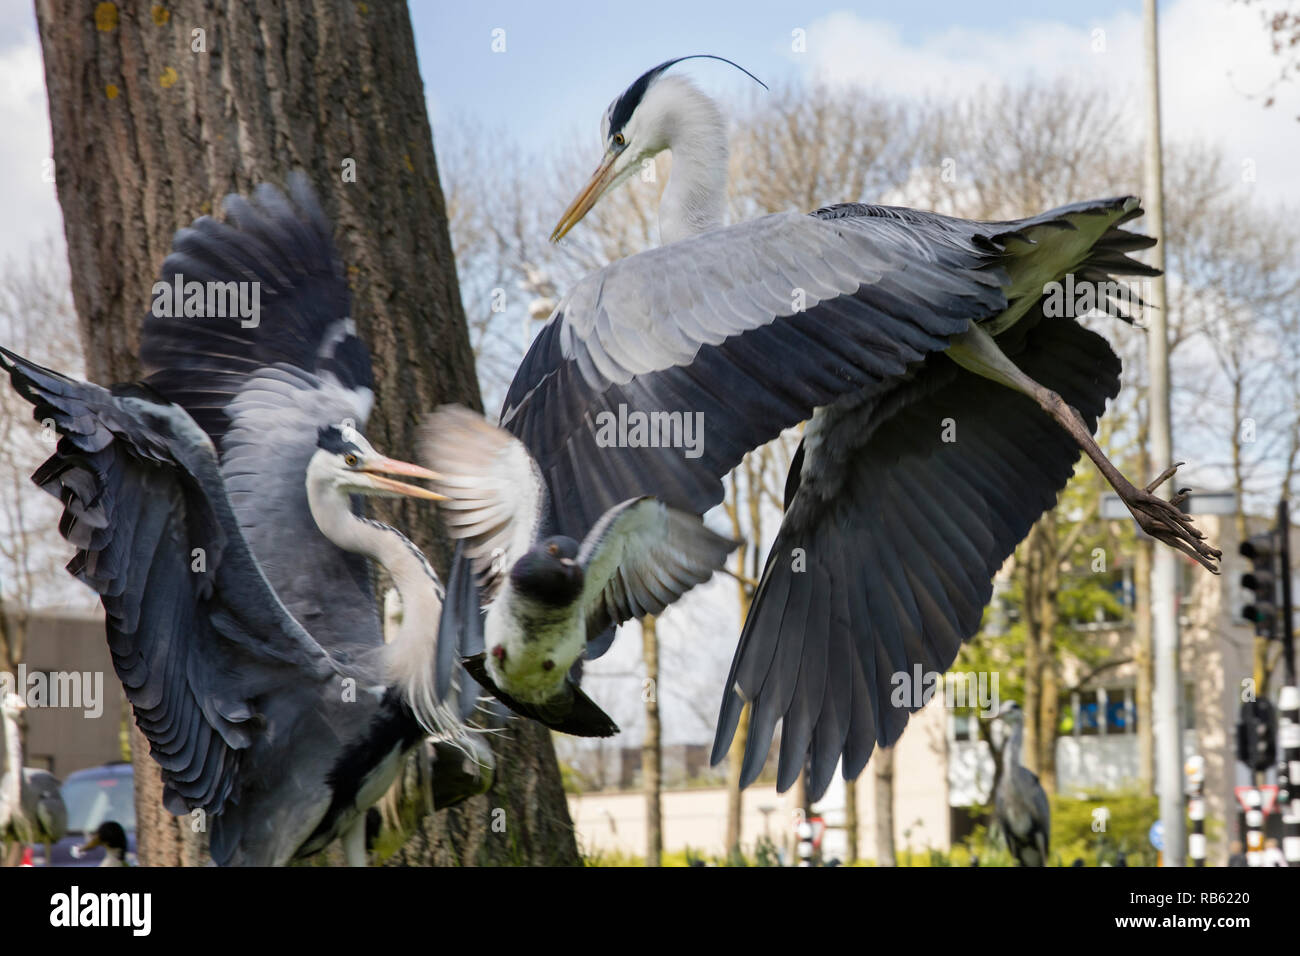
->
568;784;802;860
1;610;125;780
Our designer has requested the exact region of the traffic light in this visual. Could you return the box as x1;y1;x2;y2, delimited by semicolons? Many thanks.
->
1237;698;1278;773
1241;532;1279;639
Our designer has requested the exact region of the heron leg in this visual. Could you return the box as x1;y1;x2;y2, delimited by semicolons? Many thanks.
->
341;815;367;868
948;325;1221;572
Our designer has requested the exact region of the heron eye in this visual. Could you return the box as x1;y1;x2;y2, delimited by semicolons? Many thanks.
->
612;132;626;148
344;453;358;467
547;543;559;556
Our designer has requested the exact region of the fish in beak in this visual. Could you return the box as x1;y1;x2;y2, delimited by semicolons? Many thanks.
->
550;150;620;243
360;457;446;500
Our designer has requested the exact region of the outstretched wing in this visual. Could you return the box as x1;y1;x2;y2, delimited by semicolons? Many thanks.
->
419;405;546;596
577;497;739;640
501;205;1010;541
2;347;336;819
713;315;1122;800
502;197;1154;548
139;176;382;657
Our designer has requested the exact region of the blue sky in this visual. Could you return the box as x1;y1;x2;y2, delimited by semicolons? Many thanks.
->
412;0;1137;151
3;0;1294;263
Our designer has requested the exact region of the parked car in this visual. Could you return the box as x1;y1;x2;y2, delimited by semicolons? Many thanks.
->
34;762;136;867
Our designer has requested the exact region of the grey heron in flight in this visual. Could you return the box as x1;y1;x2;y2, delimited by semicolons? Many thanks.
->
1;692;68;865
992;701;1050;866
440;56;1221;802
1;178;485;866
420;405;737;734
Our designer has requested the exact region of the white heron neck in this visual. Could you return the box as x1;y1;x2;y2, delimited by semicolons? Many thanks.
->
306;473;454;736
1005;721;1024;766
653;81;729;244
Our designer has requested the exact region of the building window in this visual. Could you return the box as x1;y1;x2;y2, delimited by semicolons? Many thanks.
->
951;712;975;742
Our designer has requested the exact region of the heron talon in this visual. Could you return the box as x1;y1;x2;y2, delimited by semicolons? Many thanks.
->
1121;473;1221;574
1144;462;1184;494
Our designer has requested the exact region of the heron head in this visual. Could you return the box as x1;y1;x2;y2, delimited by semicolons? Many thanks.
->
510;536;584;607
1;692;24;718
310;425;445;501
994;699;1023;725
549;55;765;243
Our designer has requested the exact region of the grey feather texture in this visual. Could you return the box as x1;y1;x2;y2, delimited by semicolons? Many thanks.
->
419;404;546;598
4;179;474;865
578;497;739;640
1;347;336;836
140;174;381;663
497;193;1151;793
422;406;737;727
502;203;1009;542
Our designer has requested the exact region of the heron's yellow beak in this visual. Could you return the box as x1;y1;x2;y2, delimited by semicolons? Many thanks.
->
360;457;445;500
79;834;102;853
550;151;619;243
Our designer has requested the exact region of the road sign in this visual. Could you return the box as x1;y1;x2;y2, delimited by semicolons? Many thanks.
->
1235;785;1280;815
1149;820;1164;850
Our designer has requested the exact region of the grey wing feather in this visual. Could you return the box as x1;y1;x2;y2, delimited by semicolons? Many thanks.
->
220;365;380;658
420;405;546;596
577;497;739;640
2;347;336;821
139;176;383;657
713;315;1122;800
501;206;1009;542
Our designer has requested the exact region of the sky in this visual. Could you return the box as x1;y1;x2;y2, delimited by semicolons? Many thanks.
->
2;0;1297;264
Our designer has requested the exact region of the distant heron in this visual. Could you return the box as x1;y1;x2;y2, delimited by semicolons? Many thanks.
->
0;692;67;866
421;405;737;733
444;56;1221;801
1;177;485;866
992;701;1050;867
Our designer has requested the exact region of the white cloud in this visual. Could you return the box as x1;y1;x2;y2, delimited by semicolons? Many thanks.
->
797;0;1300;204
0;39;63;264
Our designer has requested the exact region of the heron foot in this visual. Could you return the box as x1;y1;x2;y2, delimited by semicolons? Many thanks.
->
1118;463;1221;573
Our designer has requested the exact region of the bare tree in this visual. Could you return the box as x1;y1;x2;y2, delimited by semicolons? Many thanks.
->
0;244;94;677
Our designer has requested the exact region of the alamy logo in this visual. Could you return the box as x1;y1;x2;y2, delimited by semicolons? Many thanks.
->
0;667;103;718
151;272;261;328
889;665;999;717
593;404;704;459
1041;273;1146;321
50;887;151;936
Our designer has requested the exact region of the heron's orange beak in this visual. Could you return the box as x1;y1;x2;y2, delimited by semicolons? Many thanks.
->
360;457;445;500
550;151;619;243
78;834;102;853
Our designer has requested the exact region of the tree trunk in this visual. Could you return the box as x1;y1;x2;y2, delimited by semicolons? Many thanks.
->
1038;608;1060;794
724;702;749;858
36;0;577;866
641;615;662;867
873;747;896;866
1134;537;1155;795
723;460;760;858
1022;528;1044;776
843;775;858;865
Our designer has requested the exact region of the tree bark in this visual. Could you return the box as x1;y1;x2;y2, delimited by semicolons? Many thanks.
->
641;615;662;866
873;747;895;866
724;702;749;858
843;775;858;865
1134;536;1155;795
36;0;577;866
1022;528;1044;776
